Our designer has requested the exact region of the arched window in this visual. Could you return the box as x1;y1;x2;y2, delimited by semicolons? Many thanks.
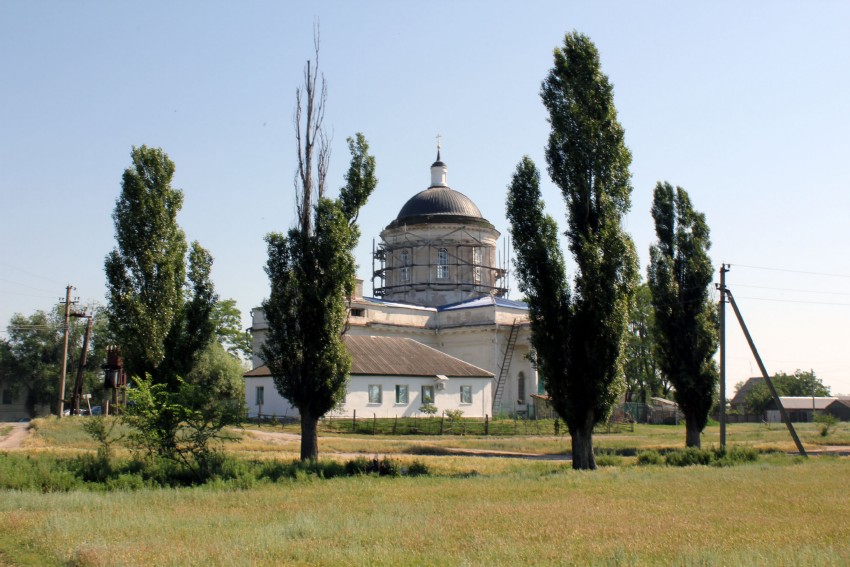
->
437;248;449;279
400;249;410;282
472;247;482;283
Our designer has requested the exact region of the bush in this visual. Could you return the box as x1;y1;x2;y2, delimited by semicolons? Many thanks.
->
595;454;622;467
714;446;759;467
636;450;663;466
665;447;713;467
815;413;838;437
406;460;430;477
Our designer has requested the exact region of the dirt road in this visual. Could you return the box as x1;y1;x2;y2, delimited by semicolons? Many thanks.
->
246;428;570;460
0;422;30;450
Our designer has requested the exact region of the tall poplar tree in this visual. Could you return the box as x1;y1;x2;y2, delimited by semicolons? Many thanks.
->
262;131;376;462
508;32;637;470
105;145;218;455
648;182;718;447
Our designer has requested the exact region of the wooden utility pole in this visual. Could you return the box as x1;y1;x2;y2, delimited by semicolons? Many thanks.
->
57;285;76;418
725;289;807;457
718;264;729;448
71;314;93;415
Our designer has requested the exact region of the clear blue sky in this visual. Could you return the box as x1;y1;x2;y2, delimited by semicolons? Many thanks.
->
2;1;849;394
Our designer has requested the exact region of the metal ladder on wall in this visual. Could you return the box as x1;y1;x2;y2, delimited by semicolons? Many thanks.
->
492;319;520;414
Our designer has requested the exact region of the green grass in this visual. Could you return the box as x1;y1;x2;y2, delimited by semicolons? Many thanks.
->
1;459;848;565
0;425;11;438
3;417;850;564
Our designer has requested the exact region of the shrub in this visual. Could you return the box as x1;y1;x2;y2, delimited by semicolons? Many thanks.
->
345;456;372;476
665;447;713;467
407;460;430;477
444;409;464;421
636;450;663;466
595;454;622;467
420;403;438;416
714;446;759;467
378;457;401;477
814;413;838;437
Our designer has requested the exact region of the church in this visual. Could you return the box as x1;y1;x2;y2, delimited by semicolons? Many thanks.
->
245;149;538;419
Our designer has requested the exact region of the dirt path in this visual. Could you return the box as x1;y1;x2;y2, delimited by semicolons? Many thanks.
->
0;423;30;450
245;428;570;461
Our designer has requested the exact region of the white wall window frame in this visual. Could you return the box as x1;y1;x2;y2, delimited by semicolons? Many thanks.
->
460;385;472;405
401;249;410;283
368;384;383;404
395;384;409;404
437;248;449;279
472;247;482;283
421;385;435;404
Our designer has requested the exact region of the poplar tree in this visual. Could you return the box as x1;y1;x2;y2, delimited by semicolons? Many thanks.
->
104;145;217;389
648;182;718;447
508;32;637;470
262;132;376;462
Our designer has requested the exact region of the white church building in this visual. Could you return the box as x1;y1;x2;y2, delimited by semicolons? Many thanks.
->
245;150;538;419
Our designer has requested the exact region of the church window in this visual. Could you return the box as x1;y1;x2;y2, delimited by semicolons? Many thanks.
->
460;385;472;405
395;384;409;404
256;386;264;406
517;372;526;405
401;250;410;282
421;385;435;404
368;384;383;404
472;247;482;283
437;248;449;279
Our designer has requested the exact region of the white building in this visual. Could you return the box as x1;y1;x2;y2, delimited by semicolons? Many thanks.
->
246;150;537;419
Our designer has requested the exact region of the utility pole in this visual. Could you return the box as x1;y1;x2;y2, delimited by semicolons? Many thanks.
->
718;264;729;448
70;313;93;416
725;289;807;457
57;285;77;418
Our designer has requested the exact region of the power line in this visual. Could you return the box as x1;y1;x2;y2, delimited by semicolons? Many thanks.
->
732;263;850;279
0;261;66;286
734;295;850;307
732;283;850;296
0;278;58;295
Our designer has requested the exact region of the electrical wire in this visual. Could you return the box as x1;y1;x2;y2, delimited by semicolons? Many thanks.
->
732;263;850;279
732;283;850;296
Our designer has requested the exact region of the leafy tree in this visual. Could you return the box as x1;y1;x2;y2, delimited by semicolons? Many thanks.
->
744;369;829;416
648;182;718;447
507;32;638;470
210;298;252;360
105;145;218;455
1;305;108;417
263;132;376;461
104;145;217;389
186;341;246;403
623;282;668;403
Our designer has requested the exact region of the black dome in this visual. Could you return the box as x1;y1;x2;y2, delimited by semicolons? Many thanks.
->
396;186;482;221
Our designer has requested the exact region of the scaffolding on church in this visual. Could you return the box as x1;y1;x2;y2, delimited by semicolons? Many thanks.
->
371;228;511;300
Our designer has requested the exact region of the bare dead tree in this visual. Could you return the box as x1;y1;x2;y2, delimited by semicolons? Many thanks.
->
294;27;330;236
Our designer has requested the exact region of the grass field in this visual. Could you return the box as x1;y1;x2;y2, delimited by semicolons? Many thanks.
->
1;419;849;565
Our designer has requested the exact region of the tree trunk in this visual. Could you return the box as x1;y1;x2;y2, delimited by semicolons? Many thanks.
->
570;411;597;470
300;411;319;461
685;412;702;448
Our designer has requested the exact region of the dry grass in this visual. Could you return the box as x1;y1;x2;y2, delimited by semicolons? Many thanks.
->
1;458;849;565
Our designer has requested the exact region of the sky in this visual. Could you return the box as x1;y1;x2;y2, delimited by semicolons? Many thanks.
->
2;1;849;395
